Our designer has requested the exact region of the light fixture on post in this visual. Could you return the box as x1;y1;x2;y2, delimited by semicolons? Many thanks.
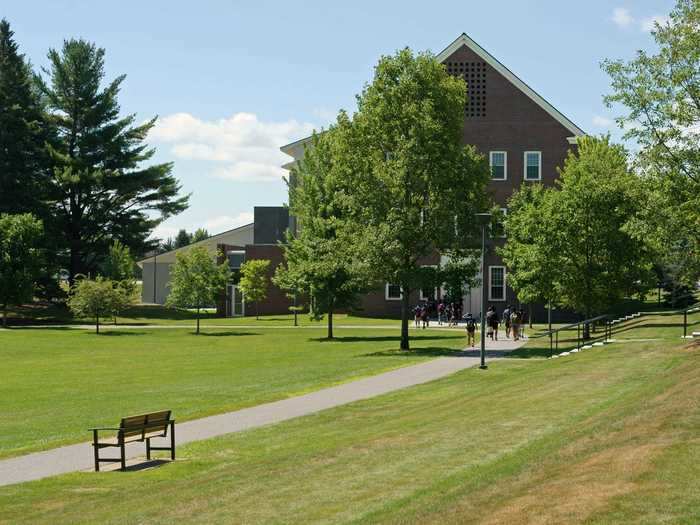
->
475;212;492;370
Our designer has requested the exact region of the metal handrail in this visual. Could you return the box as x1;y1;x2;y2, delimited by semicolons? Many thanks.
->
533;314;612;358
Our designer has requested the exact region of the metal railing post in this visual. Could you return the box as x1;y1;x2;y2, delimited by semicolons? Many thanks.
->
577;322;581;350
684;309;688;338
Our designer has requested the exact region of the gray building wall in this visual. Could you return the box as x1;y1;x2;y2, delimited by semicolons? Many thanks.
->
141;261;173;305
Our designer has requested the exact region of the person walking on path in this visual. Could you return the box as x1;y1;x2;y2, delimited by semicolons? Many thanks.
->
490;306;500;340
503;305;512;339
414;305;421;328
465;312;476;347
511;309;521;341
421;305;430;329
437;301;445;326
485;306;495;340
519;309;527;339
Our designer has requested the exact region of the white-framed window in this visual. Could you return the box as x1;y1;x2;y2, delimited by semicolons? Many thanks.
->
385;283;402;301
490;151;507;180
524;151;542;181
489;266;506;301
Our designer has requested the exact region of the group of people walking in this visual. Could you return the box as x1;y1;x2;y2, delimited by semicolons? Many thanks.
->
463;305;527;347
414;301;463;329
413;300;528;347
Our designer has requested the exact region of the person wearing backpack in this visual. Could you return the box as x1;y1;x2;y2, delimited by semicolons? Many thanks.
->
464;313;477;347
503;305;512;339
511;310;520;341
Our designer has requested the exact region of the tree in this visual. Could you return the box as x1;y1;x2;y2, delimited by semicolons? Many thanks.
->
165;246;230;334
174;229;192;249
275;127;372;339
101;240;137;323
439;257;481;305
503;136;654;325
37;39;189;284
67;276;119;334
603;0;700;287
239;259;271;320
0;19;48;216
499;185;562;331
339;49;491;349
0;213;43;327
192;228;209;243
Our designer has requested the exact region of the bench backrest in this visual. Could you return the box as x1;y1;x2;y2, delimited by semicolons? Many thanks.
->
120;410;172;442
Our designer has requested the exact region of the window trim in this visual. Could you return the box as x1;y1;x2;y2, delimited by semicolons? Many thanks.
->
523;151;542;181
385;283;402;301
488;266;507;302
489;151;508;181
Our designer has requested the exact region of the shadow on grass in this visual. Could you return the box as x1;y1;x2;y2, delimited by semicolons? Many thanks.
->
196;331;260;337
91;330;148;337
310;334;464;343
360;346;467;358
118;459;171;472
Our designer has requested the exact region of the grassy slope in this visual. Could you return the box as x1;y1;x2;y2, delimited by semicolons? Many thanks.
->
0;327;465;458
0;313;698;524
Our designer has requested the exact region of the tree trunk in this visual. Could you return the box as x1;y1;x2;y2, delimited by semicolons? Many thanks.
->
529;304;533;328
2;304;7;328
95;315;100;334
400;287;410;350
327;309;334;339
256;302;259;320
196;308;200;335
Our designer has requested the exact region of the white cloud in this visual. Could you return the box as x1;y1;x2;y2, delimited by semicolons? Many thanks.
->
149;112;315;183
150;224;180;241
592;115;614;128
204;212;255;232
312;107;337;125
213;162;288;183
611;7;633;28
640;15;670;32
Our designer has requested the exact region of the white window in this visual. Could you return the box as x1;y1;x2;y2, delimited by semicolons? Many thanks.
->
524;151;542;181
385;283;402;301
489;266;506;301
490;151;507;180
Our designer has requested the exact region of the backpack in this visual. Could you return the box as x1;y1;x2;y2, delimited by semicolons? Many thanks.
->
466;318;476;330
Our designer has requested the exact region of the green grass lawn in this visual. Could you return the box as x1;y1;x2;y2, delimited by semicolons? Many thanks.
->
0;326;466;459
1;312;698;523
3;302;404;327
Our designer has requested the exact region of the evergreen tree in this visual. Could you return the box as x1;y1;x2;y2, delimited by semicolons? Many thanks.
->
37;39;189;284
0;19;47;215
174;229;192;248
192;228;209;243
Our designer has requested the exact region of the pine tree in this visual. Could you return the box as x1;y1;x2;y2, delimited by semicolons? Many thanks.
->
0;19;47;215
37;38;189;284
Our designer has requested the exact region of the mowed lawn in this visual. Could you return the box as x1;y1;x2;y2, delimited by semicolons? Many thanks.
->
0;326;466;458
1;314;698;523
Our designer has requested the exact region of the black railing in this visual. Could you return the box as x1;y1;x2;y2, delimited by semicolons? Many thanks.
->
535;314;612;358
682;302;700;338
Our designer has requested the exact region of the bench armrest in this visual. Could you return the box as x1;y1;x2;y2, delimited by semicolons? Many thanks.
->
88;427;121;431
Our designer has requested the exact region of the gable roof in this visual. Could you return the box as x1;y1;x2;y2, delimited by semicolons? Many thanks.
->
436;33;585;137
137;222;254;266
280;32;585;158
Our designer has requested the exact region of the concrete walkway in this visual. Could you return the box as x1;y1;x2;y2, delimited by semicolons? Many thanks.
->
0;338;525;487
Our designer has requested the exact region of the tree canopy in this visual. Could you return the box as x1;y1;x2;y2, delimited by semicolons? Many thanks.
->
0;213;43;326
337;49;491;349
166;246;230;334
38;38;189;283
239;259;271;320
603;0;700;286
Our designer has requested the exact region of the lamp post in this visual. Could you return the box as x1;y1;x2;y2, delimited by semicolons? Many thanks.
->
475;212;492;370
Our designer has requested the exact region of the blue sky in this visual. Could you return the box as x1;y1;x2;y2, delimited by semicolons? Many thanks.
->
4;1;673;239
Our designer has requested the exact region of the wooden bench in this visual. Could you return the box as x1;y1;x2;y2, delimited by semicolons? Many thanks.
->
90;410;175;471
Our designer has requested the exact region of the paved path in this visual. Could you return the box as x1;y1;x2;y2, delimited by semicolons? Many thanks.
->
0;338;525;487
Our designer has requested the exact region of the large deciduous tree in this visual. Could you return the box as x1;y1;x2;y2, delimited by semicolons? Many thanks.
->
503;136;654;322
499;184;562;330
0;19;48;216
603;0;700;287
0;213;43;327
275;126;372;339
166;246;230;334
341;49;491;350
38;39;189;284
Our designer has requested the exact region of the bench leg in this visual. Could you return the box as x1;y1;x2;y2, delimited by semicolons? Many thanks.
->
146;438;151;460
93;430;100;472
120;441;126;470
170;421;176;460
